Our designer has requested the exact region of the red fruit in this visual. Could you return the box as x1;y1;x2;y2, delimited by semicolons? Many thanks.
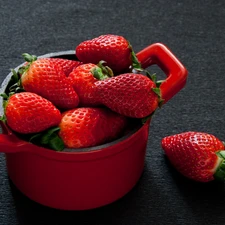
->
68;63;100;106
46;58;82;76
5;92;61;134
21;58;79;109
76;34;133;74
59;107;127;148
94;73;159;118
161;131;225;182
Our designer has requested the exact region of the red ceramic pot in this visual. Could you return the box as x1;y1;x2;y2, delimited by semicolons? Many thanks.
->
0;43;187;210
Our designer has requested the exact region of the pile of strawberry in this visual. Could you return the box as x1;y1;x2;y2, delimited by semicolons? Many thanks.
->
0;34;162;151
1;34;225;183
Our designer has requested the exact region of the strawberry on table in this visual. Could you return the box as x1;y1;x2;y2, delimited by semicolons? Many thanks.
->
161;131;225;182
94;73;160;118
76;34;141;74
59;107;127;148
5;92;61;134
20;54;79;109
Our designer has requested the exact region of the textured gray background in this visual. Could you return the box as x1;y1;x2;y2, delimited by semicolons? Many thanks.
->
0;0;225;224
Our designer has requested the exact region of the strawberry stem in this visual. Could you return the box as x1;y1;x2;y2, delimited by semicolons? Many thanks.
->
214;150;225;181
92;61;114;80
97;60;114;77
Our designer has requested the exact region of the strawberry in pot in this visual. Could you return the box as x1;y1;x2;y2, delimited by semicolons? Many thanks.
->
76;34;140;74
59;107;128;148
0;35;188;210
20;54;80;109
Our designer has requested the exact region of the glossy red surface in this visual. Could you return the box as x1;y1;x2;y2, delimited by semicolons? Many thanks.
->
136;43;188;103
0;43;187;210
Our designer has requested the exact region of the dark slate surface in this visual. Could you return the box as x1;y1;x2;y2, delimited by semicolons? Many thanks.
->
0;0;225;224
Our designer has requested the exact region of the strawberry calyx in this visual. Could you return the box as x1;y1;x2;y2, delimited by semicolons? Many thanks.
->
92;60;114;80
214;150;225;181
152;87;164;107
141;81;164;124
0;93;9;122
28;127;64;151
22;53;37;63
128;42;143;72
0;53;36;100
0;67;25;122
18;53;37;75
128;43;166;108
144;70;165;107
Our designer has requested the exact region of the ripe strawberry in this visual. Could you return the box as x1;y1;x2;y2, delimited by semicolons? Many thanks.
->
68;62;112;106
46;58;82;76
21;56;79;109
76;34;138;74
94;73;159;118
59;107;127;148
161;131;225;182
5;92;61;134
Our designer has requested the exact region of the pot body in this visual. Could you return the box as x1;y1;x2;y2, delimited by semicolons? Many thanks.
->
0;44;188;210
5;121;150;210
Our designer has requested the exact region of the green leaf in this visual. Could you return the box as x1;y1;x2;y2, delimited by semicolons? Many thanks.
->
0;93;8;100
152;87;161;97
22;53;37;63
15;86;25;93
152;87;165;108
18;65;29;75
9;82;20;92
214;150;225;181
40;127;60;144
150;73;157;83
11;69;19;83
29;133;42;143
144;71;158;83
156;80;165;88
2;100;8;111
158;98;165;108
91;63;113;80
0;115;6;122
128;42;143;71
92;67;105;80
29;127;64;151
48;134;65;151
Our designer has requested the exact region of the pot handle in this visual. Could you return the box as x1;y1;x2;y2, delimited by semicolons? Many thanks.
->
0;121;32;153
136;43;188;103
